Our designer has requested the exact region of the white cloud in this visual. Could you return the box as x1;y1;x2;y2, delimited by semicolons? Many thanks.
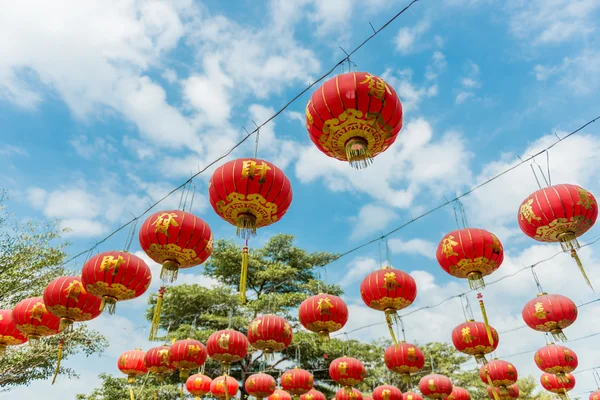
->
340;257;380;287
388;238;437;259
350;204;398;240
161;68;177;84
394;18;431;54
533;50;600;95
455;60;481;104
455;91;473;104
26;187;47;209
0;144;28;157
425;51;447;81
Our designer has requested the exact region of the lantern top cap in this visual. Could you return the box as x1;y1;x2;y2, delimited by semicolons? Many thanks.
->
537;292;548;296
134;347;142;351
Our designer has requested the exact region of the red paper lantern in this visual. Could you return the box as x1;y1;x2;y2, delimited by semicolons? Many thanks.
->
360;266;417;342
518;184;598;288
534;343;578;378
206;329;248;369
419;375;453;399
247;314;293;354
329;356;366;388
436;228;503;290
302;389;327;400
445;387;470;400
384;342;425;380
169;339;208;380
298;294;348;340
486;385;519;400
211;375;239;399
540;373;575;400
139;210;213;283
0;309;27;355
479;360;518;388
364;395;373;400
522;293;578;341
118;349;147;383
144;345;175;380
12;297;61;342
403;393;423;400
270;389;293;400
373;385;402;400
245;373;277;399
281;368;313;398
451;320;499;363
43;276;102;331
81;250;152;314
590;390;600;400
336;388;363;400
187;373;212;399
305;71;403;169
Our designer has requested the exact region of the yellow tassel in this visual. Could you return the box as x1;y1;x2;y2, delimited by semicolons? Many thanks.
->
240;246;248;304
181;383;185;400
318;331;330;341
130;386;135;400
486;374;500;400
384;311;398;345
149;287;166;341
180;369;190;381
51;340;64;385
225;375;230;400
154;389;158;400
0;344;6;356
478;296;494;346
100;296;117;315
345;137;373;169
195;397;200;400
59;317;74;333
571;249;594;291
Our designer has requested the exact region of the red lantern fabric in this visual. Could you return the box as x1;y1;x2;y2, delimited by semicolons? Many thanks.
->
0;309;27;354
43;276;102;331
436;228;503;289
590;390;600;400
419;374;453;399
364;396;373;400
451;321;499;363
209;158;293;238
360;266;417;342
248;314;293;354
298;294;348;339
81;250;152;314
329;356;366;388
540;373;575;399
118;349;147;383
522;293;578;341
270;389;293;400
245;373;277;399
144;345;175;379
518;184;598;288
139;210;213;282
373;385;402;400
445;387;470;400
534;344;578;376
281;368;313;397
169;339;207;380
486;385;519;400
12;297;61;341
384;342;425;378
302;389;327;400
206;329;249;368
335;388;363;400
187;373;212;399
479;360;518;387
211;375;239;399
305;71;403;169
403;393;423;400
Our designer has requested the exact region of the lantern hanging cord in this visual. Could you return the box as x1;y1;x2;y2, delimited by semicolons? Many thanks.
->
124;219;138;253
593;369;600;389
378;238;383;269
253;120;260;159
398;316;407;342
531;268;544;293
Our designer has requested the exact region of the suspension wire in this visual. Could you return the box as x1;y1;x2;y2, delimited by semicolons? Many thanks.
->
546;150;552;186
529;164;543;189
531;268;544;293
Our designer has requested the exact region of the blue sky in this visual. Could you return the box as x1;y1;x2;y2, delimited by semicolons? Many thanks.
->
2;0;600;398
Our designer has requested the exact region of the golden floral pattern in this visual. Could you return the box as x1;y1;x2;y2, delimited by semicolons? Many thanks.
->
215;193;278;229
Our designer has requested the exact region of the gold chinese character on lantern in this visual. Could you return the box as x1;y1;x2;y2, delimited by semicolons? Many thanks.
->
65;280;85;302
317;298;333;315
283;373;293;385
461;327;473;343
30;302;46;322
384;272;399;290
250;319;262;336
442;235;459;258
216;379;225;390
577;187;596;209
119;354;127;367
382;389;391;400
338;362;348;375
519;199;541;224
217;333;230;349
428;379;436;391
359;74;391;101
564;349;575;362
534;302;547;319
407;347;417;361
195;377;203;385
247;378;256;389
188;345;202;357
284;323;292;337
99;255;125;276
241;160;271;183
152;212;179;236
158;349;169;365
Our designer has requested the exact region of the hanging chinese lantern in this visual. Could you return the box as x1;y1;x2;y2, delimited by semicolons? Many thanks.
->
298;294;348;340
81;250;152;314
43;276;102;332
281;368;313;400
270;389;293;400
206;329;248;371
590;390;600;400
329;356;366;390
209;158;292;302
247;314;293;357
211;375;239;399
384;342;425;382
169;339;208;380
451;320;499;364
12;297;61;343
360;266;417;343
364;395;373;400
534;343;578;380
187;373;212;400
403;393;423;400
445;387;469;400
486;385;519;400
522;293;577;342
540;372;575;400
418;374;453;399
0;309;27;355
373;385;402;400
245;373;277;399
118;349;148;383
302;389;327;400
144;345;176;381
479;360;518;389
518;184;598;288
305;71;403;169
336;388;363;400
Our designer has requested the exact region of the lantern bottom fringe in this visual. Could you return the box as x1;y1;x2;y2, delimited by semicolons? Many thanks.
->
343;386;352;394
467;271;485;290
570;249;593;291
180;369;190;381
51;340;64;385
195;397;201;400
557;391;570;400
345;137;373;169
128;376;136;384
100;296;118;315
385;309;399;344
221;361;231;374
551;329;568;342
263;350;274;362
160;260;180;284
401;373;411;385
0;344;6;356
236;213;257;240
474;353;488;365
478;298;494;346
28;334;41;345
59;318;74;333
130;386;135;400
149;287;166;341
240;245;249;304
318;330;330;341
556;372;568;383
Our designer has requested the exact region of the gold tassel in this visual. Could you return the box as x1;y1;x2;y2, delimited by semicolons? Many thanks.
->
384;311;398;345
59;317;74;333
345;137;373;169
467;271;485;290
240;246;248;304
100;296;117;315
401;373;411;385
195;397;200;400
486;374;500;400
149;287;166;341
130;386;135;400
478;295;494;346
181;383;185;400
570;249;594;291
28;334;40;345
154;389;158;400
180;369;190;381
236;213;257;239
51;340;64;385
160;260;180;283
318;331;330;341
0;344;6;356
128;376;135;384
551;328;568;342
474;353;488;365
225;375;230;400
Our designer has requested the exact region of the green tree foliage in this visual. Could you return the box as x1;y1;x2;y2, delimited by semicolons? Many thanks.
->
0;192;108;390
